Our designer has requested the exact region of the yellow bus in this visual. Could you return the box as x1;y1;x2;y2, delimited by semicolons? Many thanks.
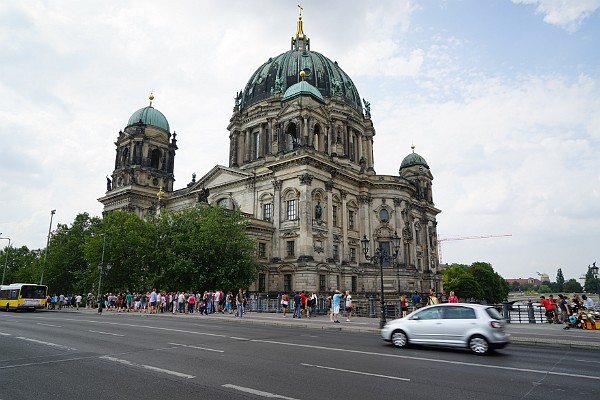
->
0;283;48;311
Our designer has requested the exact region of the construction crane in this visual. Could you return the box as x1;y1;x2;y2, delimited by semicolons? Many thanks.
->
437;234;512;264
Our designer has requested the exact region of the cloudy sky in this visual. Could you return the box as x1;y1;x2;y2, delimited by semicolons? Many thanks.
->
1;0;599;282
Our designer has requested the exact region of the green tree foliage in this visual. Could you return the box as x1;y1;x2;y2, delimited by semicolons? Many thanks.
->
537;284;552;293
510;281;521;292
563;278;582;293
43;213;101;294
0;246;41;285
441;261;508;303
556;268;565;292
154;205;260;291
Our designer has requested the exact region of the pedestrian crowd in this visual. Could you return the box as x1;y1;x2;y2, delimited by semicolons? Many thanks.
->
539;293;598;329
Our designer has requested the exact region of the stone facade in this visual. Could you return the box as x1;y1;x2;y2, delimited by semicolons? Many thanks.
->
98;13;442;298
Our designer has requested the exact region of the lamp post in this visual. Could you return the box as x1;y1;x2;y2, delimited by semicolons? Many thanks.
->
361;231;401;329
97;233;112;313
0;235;11;285
591;262;599;295
40;209;56;285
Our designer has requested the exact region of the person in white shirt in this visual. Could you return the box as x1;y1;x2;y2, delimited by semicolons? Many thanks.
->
582;294;595;309
344;290;353;322
75;294;82;310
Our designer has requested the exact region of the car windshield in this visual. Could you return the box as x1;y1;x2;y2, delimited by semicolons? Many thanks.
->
411;306;442;320
485;307;502;320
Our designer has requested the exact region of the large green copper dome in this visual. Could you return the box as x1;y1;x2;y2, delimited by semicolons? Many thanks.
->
127;104;170;132
400;146;430;170
239;15;362;113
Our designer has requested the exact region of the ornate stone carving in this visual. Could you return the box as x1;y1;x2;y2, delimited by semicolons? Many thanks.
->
272;179;282;191
325;180;334;191
299;173;314;185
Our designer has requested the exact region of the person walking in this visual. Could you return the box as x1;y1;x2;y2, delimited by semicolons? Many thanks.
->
427;291;439;305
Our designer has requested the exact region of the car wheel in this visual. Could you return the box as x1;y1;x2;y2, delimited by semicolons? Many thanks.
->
469;335;489;355
391;330;408;348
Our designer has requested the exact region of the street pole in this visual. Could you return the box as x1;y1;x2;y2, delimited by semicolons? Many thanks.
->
0;236;10;285
361;232;401;330
40;209;56;285
98;233;107;313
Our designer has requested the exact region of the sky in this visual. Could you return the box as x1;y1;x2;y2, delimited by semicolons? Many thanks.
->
1;0;599;282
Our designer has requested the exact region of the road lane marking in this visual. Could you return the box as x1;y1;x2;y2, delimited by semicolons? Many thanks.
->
252;339;600;381
576;359;600;364
15;337;76;351
36;323;61;327
19;316;600;381
222;384;299;399
88;330;124;337
0;356;92;370
169;342;224;353
100;356;194;379
301;363;410;381
229;336;250;341
0;332;11;336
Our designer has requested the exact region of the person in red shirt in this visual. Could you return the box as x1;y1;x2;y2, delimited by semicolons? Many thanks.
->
540;295;556;323
300;291;307;318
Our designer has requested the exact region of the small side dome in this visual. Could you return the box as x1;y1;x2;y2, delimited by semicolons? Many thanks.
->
282;81;324;104
400;145;429;171
126;95;170;132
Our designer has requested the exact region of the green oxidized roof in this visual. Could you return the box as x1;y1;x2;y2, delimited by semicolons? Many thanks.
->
400;150;429;170
127;106;170;132
282;81;324;103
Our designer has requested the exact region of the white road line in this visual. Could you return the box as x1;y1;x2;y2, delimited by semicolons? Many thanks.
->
229;336;250;341
252;339;600;381
168;342;224;353
222;384;300;399
100;356;194;379
0;356;92;370
88;330;124;337
15;337;76;351
36;323;62;327
575;359;600;364
301;362;410;381
0;332;11;336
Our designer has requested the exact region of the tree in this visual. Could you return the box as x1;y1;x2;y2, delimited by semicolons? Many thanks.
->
154;205;261;291
537;284;552;293
563;278;582;293
556;268;565;292
584;267;598;294
510;281;521;292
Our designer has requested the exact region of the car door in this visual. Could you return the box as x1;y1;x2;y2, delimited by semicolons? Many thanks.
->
439;305;478;345
406;306;443;343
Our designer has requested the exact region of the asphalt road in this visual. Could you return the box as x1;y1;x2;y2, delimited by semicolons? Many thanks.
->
1;311;599;400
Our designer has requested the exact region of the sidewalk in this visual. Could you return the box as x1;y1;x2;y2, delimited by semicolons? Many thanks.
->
56;307;600;350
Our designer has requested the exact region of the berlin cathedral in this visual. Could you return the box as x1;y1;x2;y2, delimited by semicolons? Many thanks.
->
98;10;441;298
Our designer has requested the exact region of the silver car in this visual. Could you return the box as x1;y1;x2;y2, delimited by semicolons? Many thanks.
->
381;303;510;355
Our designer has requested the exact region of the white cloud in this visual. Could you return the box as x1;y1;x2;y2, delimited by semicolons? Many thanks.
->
512;0;600;32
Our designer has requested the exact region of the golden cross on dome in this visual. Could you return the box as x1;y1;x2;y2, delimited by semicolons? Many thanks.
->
298;3;303;18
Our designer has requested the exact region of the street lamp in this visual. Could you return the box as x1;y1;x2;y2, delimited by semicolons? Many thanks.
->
361;231;401;329
40;209;56;285
590;262;599;295
0;235;11;285
97;233;112;313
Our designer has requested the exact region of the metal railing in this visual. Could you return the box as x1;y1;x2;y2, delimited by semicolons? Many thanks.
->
244;297;555;324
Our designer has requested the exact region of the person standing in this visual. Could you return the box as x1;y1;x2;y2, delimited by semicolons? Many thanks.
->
235;289;244;318
293;292;302;318
411;291;421;312
427;291;439;305
300;291;307;318
400;294;408;317
75;294;82;310
281;292;289;317
344;290;353;322
557;294;571;329
331;290;343;323
310;292;317;317
448;291;459;303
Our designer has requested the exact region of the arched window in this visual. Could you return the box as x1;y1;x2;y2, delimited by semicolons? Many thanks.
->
151;149;161;169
